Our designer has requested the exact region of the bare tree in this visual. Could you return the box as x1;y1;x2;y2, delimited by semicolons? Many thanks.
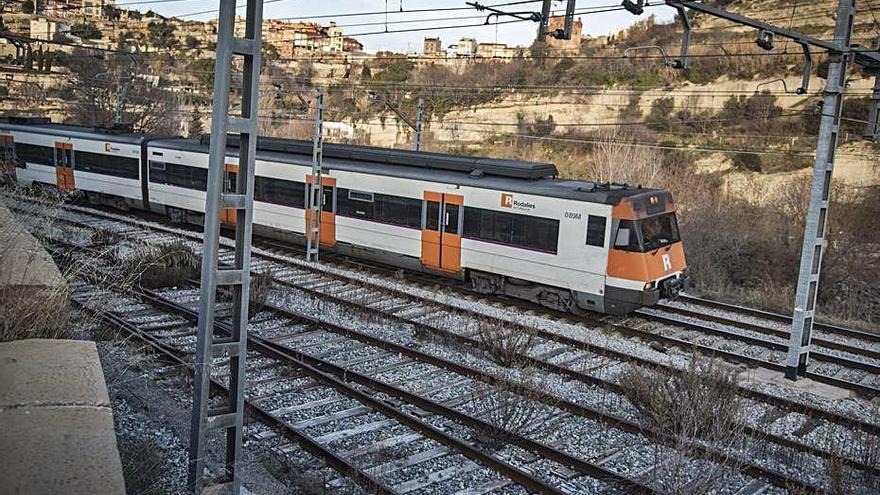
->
618;355;753;494
64;48;180;135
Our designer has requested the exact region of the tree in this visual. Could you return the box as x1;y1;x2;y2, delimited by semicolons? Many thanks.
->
360;65;371;80
21;0;34;13
43;50;52;73
187;58;215;90
184;35;199;49
64;48;180;135
23;46;33;70
102;5;119;20
147;21;178;50
187;111;204;139
262;41;280;61
70;23;102;41
128;10;142;20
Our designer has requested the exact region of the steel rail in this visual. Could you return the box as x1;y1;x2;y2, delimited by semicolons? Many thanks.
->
47;238;569;495
654;303;880;362
260;281;880;476
11;197;880;434
64;281;395;495
675;295;880;344
136;288;590;495
636;310;880;374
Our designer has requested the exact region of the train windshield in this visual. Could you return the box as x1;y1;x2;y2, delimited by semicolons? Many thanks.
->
613;213;680;252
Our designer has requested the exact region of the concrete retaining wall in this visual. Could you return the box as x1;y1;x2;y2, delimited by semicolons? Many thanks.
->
0;339;126;494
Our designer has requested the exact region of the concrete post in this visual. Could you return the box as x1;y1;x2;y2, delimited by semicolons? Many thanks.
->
785;0;855;380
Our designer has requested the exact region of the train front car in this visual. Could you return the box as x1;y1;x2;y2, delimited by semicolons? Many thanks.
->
604;190;687;315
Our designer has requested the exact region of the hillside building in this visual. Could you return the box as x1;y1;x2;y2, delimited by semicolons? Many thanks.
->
546;15;583;53
475;42;527;59
423;37;442;56
29;18;70;41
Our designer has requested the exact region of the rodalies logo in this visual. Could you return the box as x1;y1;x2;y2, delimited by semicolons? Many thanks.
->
500;193;536;211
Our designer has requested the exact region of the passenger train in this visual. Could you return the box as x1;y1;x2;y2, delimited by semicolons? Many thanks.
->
0;116;687;315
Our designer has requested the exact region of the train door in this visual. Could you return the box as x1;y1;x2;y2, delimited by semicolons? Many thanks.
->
54;142;74;191
221;163;238;225
421;192;463;273
305;175;336;247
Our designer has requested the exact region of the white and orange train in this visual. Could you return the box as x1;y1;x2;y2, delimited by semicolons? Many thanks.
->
0;116;687;314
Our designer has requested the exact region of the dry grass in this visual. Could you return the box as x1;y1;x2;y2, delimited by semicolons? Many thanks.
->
120;240;199;289
471;367;556;450
475;319;537;367
0;286;70;342
618;355;752;495
823;426;880;494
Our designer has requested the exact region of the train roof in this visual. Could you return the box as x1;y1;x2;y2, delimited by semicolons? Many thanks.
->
150;137;658;205
0;118;147;145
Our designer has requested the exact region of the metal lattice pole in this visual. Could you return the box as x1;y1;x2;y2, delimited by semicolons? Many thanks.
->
188;0;262;491
306;88;324;262
868;73;880;140
414;96;424;151
785;0;855;380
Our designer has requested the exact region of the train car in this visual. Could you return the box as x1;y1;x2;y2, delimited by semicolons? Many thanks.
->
0;117;687;314
0;117;148;210
145;136;687;315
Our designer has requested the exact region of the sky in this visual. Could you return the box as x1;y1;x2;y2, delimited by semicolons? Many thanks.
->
123;0;676;53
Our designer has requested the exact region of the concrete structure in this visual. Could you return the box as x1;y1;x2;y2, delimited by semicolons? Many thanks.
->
29;17;71;41
0;339;126;494
0;202;67;293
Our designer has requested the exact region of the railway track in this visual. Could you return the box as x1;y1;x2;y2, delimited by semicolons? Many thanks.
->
52;241;840;494
675;295;880;344
10;194;880;492
60;253;636;494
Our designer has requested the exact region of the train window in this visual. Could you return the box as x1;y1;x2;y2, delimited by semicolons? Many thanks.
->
336;188;421;229
613;220;641;252
338;187;372;218
149;160;167;183
14;143;54;167
74;150;139;180
444;203;459;235
640;213;680;251
586;215;606;247
254;176;305;208
157;163;208;191
375;195;421;229
349;190;373;202
425;201;440;231
463;207;559;254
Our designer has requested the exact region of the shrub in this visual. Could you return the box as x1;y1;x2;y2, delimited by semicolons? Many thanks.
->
476;320;537;367
121;241;199;289
70;23;102;41
618;355;752;494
